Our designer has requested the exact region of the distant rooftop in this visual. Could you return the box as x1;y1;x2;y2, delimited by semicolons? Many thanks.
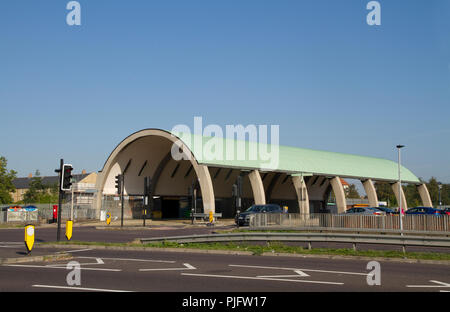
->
13;173;91;189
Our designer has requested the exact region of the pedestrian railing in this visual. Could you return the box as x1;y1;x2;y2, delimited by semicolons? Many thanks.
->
249;213;450;233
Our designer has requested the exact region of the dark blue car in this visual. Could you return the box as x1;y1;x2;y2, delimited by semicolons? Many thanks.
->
405;207;444;216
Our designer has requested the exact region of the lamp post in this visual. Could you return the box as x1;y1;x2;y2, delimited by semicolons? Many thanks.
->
396;145;405;232
438;182;442;209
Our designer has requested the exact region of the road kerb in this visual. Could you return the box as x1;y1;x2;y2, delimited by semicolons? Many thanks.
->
0;252;73;265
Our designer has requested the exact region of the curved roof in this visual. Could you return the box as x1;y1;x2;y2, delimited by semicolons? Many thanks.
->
171;131;420;184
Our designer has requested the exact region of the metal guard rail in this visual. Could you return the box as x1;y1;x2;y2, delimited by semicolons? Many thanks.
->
249;227;450;237
140;232;450;248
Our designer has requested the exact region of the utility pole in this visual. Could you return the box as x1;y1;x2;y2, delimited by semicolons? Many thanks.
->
143;177;152;227
55;159;73;241
56;159;63;241
396;145;405;233
121;175;124;227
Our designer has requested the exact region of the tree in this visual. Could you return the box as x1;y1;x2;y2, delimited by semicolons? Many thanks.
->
23;170;59;204
346;184;361;199
426;177;440;207
0;156;17;204
376;177;449;208
375;181;397;207
404;183;421;208
23;170;45;203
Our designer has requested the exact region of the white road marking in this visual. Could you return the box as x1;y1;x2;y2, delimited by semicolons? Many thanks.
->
181;273;344;285
77;256;175;263
6;264;121;272
139;263;196;271
229;264;368;276
258;270;310;278
406;280;450;288
32;284;132;292
64;248;93;253
0;242;23;248
46;257;104;267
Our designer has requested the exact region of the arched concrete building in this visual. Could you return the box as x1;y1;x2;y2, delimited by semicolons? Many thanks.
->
95;129;431;218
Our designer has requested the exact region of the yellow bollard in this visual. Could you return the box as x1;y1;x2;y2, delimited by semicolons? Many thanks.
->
106;212;111;225
209;211;214;223
24;224;35;253
65;220;73;241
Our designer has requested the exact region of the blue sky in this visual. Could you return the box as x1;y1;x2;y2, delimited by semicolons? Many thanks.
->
0;0;449;185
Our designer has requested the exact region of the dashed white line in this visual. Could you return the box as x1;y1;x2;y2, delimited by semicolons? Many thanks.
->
406;280;450;288
229;264;368;276
77;256;175;264
139;263;196;271
6;264;121;272
181;273;344;285
32;284;132;292
64;248;93;253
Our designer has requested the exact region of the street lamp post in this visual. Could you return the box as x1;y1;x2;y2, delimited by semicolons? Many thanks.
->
438;182;442;209
396;145;405;233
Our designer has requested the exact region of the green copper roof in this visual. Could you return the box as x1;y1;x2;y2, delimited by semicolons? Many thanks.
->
172;132;420;184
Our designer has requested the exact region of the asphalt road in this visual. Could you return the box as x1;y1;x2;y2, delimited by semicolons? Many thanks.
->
1;247;449;293
0;224;228;244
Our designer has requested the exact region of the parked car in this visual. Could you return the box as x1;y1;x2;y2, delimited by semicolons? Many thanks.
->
235;204;283;226
342;207;385;215
442;208;450;216
405;207;445;216
371;207;395;215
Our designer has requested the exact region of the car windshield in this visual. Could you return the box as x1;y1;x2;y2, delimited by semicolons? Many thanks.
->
245;206;262;212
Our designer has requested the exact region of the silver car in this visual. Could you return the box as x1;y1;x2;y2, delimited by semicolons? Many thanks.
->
344;207;385;215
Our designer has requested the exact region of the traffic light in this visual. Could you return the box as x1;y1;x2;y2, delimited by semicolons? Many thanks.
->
61;164;73;191
115;174;122;195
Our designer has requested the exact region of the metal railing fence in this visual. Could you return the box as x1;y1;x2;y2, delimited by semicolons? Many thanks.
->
249;213;450;232
0;203;97;224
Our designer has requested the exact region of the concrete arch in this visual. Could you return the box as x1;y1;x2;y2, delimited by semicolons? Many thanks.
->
248;170;266;205
292;175;310;215
330;176;347;214
95;129;215;214
417;183;432;207
391;182;407;211
362;179;379;207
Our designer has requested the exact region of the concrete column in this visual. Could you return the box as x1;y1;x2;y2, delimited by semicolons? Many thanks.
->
391;182;408;211
94;171;104;212
362;179;379;207
248;170;266;205
417;183;432;207
330;176;347;214
292;176;310;215
195;165;215;214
